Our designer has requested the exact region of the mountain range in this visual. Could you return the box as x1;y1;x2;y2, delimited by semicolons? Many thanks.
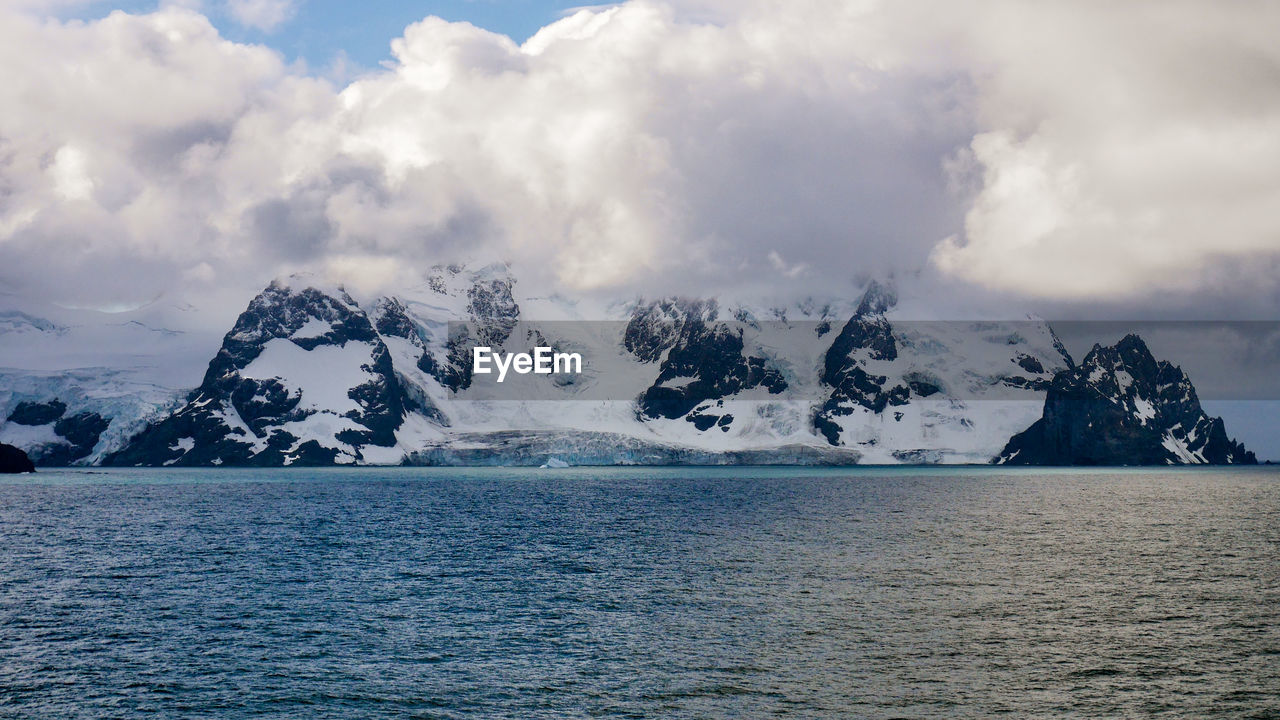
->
0;265;1257;467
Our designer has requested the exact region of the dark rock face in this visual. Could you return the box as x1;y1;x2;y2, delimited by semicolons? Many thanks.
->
631;299;786;429
55;412;111;451
625;298;719;363
107;281;409;467
417;272;522;392
7;400;67;426
420;334;479;392
997;334;1256;465
38;412;111;465
5;400;109;465
372;297;448;425
467;278;520;347
0;443;35;474
813;282;913;445
1015;354;1045;375
372;297;421;343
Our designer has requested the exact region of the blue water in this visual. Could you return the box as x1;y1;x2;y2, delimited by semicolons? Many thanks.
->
1;467;1277;718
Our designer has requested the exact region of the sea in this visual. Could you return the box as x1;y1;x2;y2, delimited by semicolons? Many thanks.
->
0;466;1277;718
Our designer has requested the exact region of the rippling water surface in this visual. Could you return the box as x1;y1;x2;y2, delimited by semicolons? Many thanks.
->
1;467;1277;718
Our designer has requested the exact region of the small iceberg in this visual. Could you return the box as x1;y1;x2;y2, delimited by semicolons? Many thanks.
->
540;457;571;469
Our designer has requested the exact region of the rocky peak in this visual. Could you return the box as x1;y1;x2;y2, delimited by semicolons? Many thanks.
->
1083;333;1159;380
466;276;520;347
372;297;422;347
1070;333;1203;427
108;280;408;467
632;297;786;428
855;280;898;317
410;265;521;392
815;285;905;433
997;334;1255;465
624;297;720;363
199;281;379;394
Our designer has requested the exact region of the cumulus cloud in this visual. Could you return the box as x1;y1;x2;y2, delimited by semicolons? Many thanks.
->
924;1;1280;301
0;0;1277;315
0;7;318;308
0;1;969;309
225;0;297;31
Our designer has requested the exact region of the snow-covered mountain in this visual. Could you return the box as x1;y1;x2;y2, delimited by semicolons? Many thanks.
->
0;267;1257;466
996;334;1256;465
104;280;414;466
102;269;1070;466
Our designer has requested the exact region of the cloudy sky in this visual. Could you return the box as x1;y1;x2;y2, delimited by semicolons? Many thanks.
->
2;0;1279;318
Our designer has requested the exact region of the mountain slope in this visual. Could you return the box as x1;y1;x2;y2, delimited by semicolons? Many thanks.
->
996;334;1256;465
105;279;410;466
810;281;1074;463
2;400;109;466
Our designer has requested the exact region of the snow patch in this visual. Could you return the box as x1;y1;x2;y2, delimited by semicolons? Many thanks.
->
277;413;364;456
1161;432;1205;464
0;421;62;449
1115;370;1134;391
1133;397;1156;424
240;339;378;415
290;317;333;340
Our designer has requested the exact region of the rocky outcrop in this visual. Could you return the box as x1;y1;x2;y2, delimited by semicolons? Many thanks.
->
8;399;67;426
997;334;1256;465
0;443;35;473
813;285;910;444
3;400;110;466
630;298;787;431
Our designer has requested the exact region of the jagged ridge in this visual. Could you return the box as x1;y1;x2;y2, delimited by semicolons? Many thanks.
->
996;334;1256;465
3;266;1249;467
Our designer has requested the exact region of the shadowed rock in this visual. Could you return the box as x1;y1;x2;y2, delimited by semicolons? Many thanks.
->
997;334;1256;465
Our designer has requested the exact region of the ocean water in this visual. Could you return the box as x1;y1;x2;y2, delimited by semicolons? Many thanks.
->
0;467;1277;719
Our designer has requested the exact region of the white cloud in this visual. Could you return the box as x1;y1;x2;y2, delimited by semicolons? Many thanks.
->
922;1;1280;301
225;0;297;32
0;0;1277;315
0;1;968;309
50;146;95;201
767;251;807;279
